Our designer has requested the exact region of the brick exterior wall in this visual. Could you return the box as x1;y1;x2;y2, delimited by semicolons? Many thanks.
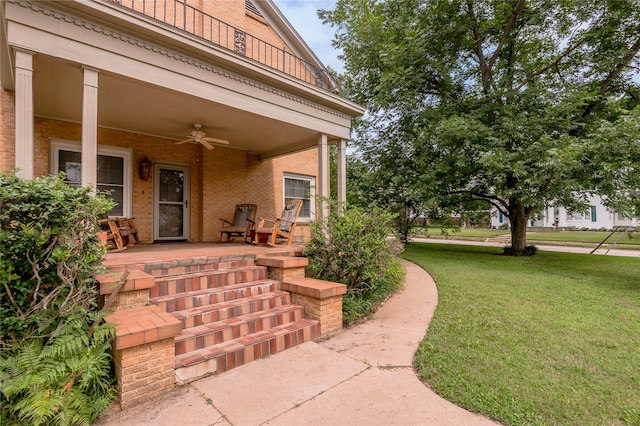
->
0;88;15;172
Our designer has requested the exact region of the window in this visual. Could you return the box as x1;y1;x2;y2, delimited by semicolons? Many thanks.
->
50;139;132;217
284;173;315;220
568;206;596;222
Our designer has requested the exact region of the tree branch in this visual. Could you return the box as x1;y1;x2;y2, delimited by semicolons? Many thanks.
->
466;0;491;95
487;0;525;72
445;189;509;210
597;35;640;96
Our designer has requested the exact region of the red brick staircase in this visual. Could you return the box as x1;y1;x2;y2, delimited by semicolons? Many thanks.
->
147;256;320;384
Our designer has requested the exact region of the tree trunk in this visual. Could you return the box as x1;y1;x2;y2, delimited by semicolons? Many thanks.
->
508;198;530;253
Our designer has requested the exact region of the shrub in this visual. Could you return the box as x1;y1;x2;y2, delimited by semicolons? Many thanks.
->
503;244;538;256
304;203;404;324
0;172;112;343
0;171;116;424
0;308;115;425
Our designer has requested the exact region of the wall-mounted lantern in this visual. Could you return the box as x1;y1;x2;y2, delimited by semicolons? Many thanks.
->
138;156;153;181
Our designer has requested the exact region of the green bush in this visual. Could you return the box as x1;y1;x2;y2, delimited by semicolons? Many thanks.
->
0;172;112;342
304;203;405;325
0;171;116;424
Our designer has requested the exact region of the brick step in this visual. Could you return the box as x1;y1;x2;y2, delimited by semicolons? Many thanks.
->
150;265;268;298
174;318;320;383
145;255;258;279
170;290;292;329
174;304;305;356
150;279;279;313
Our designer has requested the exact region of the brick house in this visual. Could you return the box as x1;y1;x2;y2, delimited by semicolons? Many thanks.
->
0;0;364;243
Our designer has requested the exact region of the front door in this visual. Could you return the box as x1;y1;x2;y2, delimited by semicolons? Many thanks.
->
154;163;190;242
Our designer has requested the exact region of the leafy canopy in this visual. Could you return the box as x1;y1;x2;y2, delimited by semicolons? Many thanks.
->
321;0;640;251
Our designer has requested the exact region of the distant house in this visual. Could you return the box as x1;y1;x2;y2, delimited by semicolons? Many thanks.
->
0;0;364;243
491;195;638;230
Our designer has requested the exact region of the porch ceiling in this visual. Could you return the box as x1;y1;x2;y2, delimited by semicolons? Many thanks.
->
34;55;322;157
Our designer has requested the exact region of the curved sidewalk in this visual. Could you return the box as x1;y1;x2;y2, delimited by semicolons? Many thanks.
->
96;260;498;426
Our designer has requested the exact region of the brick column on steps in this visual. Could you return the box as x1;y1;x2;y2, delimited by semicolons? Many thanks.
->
97;270;181;409
255;255;307;281
281;278;347;338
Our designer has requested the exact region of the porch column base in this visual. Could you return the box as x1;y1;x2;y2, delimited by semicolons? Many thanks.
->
256;255;308;281
281;278;346;338
106;305;181;409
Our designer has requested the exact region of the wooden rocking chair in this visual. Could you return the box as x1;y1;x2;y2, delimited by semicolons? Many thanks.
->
253;199;303;246
219;204;258;243
99;218;129;252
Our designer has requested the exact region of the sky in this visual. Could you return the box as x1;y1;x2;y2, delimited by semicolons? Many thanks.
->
271;0;343;72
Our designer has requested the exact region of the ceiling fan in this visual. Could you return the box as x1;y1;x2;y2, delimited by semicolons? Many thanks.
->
175;124;230;150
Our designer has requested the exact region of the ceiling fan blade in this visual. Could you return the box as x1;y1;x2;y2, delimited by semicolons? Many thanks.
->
200;140;215;150
202;137;230;145
175;138;193;145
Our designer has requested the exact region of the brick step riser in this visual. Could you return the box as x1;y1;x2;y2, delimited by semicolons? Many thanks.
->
153;281;278;313
175;308;304;356
174;321;320;382
147;258;257;279
150;267;268;298
174;292;292;329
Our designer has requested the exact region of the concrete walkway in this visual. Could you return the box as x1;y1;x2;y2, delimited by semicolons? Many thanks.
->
96;260;498;426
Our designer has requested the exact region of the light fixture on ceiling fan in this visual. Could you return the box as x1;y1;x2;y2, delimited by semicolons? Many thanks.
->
175;124;230;150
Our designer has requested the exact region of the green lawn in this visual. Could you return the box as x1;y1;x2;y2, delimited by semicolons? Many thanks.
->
415;227;640;247
403;243;640;426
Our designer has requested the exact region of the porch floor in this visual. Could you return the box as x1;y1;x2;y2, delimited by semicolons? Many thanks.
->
102;242;305;270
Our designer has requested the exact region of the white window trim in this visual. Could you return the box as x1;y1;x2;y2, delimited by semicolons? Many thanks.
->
283;172;315;222
49;138;133;218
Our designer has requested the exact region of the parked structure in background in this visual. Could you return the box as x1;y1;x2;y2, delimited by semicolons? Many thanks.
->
1;0;363;243
491;195;638;230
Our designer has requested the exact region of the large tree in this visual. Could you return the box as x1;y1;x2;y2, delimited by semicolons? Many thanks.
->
321;0;640;253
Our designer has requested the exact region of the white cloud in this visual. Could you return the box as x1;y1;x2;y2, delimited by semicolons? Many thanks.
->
272;0;344;72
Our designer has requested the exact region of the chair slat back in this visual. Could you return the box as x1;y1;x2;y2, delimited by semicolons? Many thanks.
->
278;199;302;232
233;204;257;227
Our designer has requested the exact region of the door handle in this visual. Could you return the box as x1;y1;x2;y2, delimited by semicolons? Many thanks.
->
185;199;188;208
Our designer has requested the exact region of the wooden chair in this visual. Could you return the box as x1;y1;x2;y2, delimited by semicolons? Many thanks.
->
219;204;258;243
253;199;303;246
99;218;129;252
116;218;140;245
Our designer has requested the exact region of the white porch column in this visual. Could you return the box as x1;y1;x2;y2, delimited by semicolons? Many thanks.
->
336;139;347;215
14;50;34;179
81;67;99;192
317;134;330;219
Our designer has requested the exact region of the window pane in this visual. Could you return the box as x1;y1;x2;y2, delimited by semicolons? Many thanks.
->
97;155;124;185
98;185;124;216
59;150;82;183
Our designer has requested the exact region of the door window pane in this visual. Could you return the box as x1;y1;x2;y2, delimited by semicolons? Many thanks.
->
159;170;184;202
159;204;184;238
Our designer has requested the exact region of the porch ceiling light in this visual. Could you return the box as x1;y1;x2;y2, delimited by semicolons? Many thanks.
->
138;156;153;181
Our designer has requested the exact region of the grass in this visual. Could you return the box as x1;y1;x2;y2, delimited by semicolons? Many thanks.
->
414;227;640;247
402;243;640;426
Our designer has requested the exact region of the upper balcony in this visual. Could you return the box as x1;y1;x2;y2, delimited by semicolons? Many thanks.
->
108;0;339;93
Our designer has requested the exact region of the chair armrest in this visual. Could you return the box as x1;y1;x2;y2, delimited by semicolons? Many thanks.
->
220;218;233;226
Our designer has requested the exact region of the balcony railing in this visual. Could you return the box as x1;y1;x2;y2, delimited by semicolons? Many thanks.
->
107;0;339;93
